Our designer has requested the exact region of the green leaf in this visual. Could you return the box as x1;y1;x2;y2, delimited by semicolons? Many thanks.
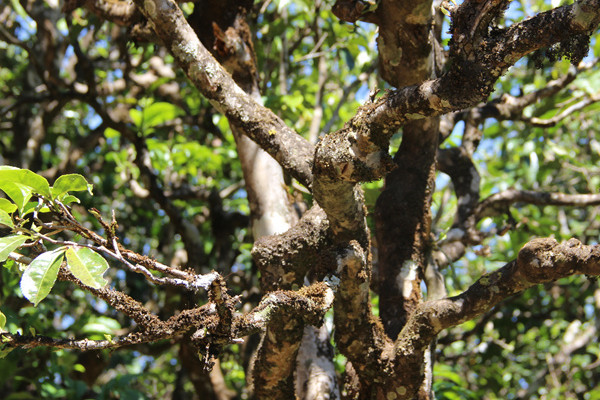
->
21;201;39;217
104;127;120;139
0;347;12;359
0;310;6;330
129;108;143;128
82;316;121;335
65;246;108;288
60;194;81;205
0;167;51;198
20;247;65;306
51;174;93;199
0;210;13;229
0;235;29;262
143;102;182;129
0;198;17;214
0;182;33;213
131;102;182;134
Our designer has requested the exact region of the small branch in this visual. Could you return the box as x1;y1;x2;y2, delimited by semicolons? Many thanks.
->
320;67;373;136
33;231;217;291
476;189;600;218
434;187;600;268
1;331;157;351
525;93;600;127
58;267;166;330
15;202;218;292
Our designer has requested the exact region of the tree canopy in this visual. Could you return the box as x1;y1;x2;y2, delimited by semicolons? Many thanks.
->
1;0;600;399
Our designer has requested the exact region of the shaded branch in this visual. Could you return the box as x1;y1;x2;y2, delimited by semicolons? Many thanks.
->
63;0;140;25
2;281;335;354
433;187;600;268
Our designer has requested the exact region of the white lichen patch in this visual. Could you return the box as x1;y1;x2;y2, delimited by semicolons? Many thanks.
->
365;151;382;169
429;313;442;332
322;287;335;309
420;81;442;110
397;260;418;298
173;40;199;63
156;0;172;14
324;275;341;289
336;243;365;273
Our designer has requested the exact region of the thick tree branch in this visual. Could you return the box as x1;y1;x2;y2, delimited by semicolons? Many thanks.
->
375;118;440;340
392;237;600;399
433;60;599;269
332;241;389;382
446;59;597;127
252;205;332;292
130;0;315;189
2;280;335;352
351;0;600;143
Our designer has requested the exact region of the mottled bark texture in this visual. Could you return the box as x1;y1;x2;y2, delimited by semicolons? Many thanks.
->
375;119;439;340
252;205;332;292
364;3;441;399
189;2;322;398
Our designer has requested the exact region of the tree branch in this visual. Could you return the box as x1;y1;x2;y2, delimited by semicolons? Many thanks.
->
392;237;600;399
252;205;332;292
526;92;600;127
476;189;600;218
130;0;315;189
353;0;600;139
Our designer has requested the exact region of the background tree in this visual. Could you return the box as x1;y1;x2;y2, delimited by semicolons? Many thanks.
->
1;0;600;399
